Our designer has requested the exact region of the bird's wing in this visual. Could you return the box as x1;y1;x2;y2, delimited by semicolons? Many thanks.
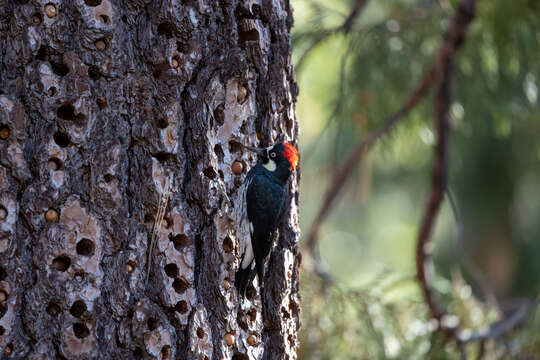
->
246;175;284;259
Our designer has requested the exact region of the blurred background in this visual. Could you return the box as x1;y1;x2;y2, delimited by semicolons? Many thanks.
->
291;0;540;358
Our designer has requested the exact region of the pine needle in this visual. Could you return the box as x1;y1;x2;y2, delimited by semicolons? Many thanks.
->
146;177;171;285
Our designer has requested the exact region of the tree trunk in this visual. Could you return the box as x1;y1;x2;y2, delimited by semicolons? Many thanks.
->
0;0;300;359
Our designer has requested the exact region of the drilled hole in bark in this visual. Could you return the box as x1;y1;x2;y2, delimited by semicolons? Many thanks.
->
232;353;249;360
196;327;205;339
52;255;71;271
156;118;168;129
281;307;290;319
0;267;6;281
0;205;7;220
289;301;299;316
172;277;189;294
51;61;69;77
228;141;242;154
152;69;162;79
147;317;159;331
154;152;173;163
32;13;43;25
161;345;171;359
157;22;175;39
48;157;62;171
222;236;233;253
74;271;85;282
203;167;216;180
213;104;224;126
84;0;101;6
247;308;257;322
36;45;48;61
104;174;113;183
69;300;87;318
286;118;294;133
174;300;188;314
0;303;6;319
57;104;75;120
0;326;4;336
0;125;10;140
218;170;224;179
144;213;153;223
169;234;190;251
176;40;188;53
46;302;61;316
245;285;256;301
88;65;101;80
73;323;90;339
240;121;250;135
48;86;57;96
76;238;95;256
164;263;178;278
99;14;109;24
133;348;144;357
53;131;70;147
96;97;107;109
239;29;259;42
213;145;224;163
251;4;260;15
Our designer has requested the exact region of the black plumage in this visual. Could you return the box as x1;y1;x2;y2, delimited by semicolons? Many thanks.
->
234;143;298;298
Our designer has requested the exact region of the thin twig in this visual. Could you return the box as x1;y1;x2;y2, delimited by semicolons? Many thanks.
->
415;0;476;339
415;0;534;349
303;0;478;259
295;0;369;72
146;178;171;285
305;58;437;254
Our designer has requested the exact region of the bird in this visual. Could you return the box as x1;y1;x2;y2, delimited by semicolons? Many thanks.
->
234;142;299;298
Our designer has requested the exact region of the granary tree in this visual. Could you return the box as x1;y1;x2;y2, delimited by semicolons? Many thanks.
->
0;0;300;359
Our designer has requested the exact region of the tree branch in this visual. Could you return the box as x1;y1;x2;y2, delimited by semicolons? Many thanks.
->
295;0;369;72
304;48;437;254
415;0;534;350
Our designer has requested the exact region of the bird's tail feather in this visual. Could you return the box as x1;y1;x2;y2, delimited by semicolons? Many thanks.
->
235;266;253;298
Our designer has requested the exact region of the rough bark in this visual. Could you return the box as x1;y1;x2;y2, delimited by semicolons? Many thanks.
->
0;0;300;359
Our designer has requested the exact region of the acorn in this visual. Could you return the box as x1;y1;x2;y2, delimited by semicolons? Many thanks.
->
232;161;243;175
48;158;60;171
222;280;230;291
0;290;7;302
171;57;179;69
247;334;258;346
94;39;107;51
237;86;248;103
126;261;136;273
45;209;59;222
0;126;10;140
224;333;234;346
32;15;42;25
161;345;171;359
45;3;57;18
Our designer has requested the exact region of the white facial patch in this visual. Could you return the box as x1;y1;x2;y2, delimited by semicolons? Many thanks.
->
263;159;277;171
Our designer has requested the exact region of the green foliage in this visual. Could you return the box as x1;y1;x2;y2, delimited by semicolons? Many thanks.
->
293;0;540;358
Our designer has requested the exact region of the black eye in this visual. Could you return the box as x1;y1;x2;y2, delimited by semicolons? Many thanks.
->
270;152;276;158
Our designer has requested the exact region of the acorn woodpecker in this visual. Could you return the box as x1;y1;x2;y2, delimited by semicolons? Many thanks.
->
234;142;299;298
